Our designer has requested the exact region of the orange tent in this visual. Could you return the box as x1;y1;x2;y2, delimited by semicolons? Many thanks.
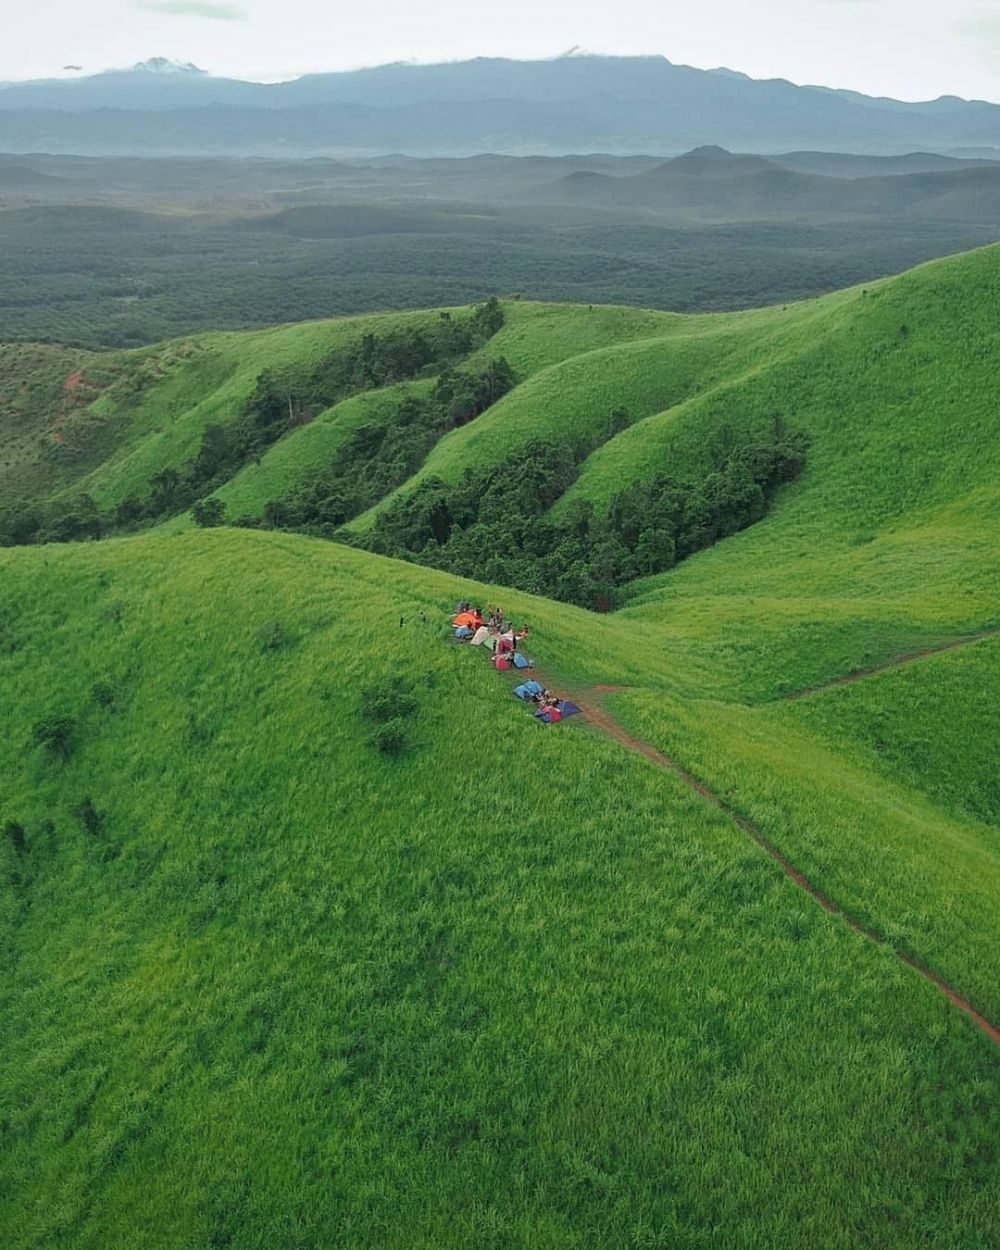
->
453;611;481;628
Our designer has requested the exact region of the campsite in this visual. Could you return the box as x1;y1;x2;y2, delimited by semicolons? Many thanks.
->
450;603;582;722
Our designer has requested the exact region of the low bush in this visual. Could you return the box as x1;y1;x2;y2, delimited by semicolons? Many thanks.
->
372;717;408;757
4;821;26;855
75;797;103;837
31;715;75;761
91;681;117;709
360;677;418;725
256;620;290;652
360;676;419;756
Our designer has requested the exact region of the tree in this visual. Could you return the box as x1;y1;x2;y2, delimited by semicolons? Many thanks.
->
114;495;146;528
562;498;594;541
191;423;234;482
0;506;42;546
635;528;676;576
39;502;103;544
262;499;291;529
149;468;182;514
192;497;227;528
243;370;296;450
471;296;504;340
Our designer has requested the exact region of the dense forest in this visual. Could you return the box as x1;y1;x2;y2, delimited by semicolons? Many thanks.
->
2;150;998;346
353;419;807;609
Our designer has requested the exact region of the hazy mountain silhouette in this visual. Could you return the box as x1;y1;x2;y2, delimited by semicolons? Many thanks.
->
2;55;1000;156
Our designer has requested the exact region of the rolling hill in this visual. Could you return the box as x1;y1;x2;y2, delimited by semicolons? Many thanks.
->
1;246;998;1247
534;145;1000;220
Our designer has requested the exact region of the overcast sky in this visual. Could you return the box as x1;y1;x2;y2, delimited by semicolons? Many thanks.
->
4;0;1000;102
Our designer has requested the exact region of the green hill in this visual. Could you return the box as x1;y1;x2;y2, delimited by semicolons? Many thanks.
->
1;247;998;1248
1;530;998;1249
0;299;671;521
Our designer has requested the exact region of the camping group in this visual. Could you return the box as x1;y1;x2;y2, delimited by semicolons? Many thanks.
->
450;602;582;724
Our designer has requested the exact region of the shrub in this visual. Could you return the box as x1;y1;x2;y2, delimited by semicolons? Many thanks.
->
91;681;117;709
4;821;26;855
256;620;289;652
361;676;419;756
31;715;75;761
360;677;418;724
75;797;103;836
372;717;408;756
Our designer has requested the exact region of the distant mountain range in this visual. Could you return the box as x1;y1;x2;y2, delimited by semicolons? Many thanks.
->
2;54;1000;157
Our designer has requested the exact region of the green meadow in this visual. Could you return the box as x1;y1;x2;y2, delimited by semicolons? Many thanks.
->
1;246;998;1248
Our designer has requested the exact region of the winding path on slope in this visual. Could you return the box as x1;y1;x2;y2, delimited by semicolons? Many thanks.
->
780;627;1000;702
547;679;1000;1046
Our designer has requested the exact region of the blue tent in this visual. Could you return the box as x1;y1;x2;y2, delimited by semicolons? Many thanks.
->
512;653;534;669
454;625;474;639
513;683;530;700
535;699;582;724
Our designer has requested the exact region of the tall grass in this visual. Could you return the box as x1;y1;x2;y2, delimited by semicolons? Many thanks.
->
1;531;997;1249
2;247;999;1248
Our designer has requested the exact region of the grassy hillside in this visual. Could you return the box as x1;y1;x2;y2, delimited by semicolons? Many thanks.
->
0;307;473;510
0;300;673;522
357;246;998;529
1;530;997;1250
1;247;998;1246
210;302;674;523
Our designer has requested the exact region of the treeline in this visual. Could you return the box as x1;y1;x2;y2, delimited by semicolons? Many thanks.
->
253;357;517;531
358;418;808;610
0;301;505;546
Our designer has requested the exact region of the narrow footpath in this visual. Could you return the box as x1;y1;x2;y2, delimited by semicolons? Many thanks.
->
781;628;1000;702
553;680;1000;1046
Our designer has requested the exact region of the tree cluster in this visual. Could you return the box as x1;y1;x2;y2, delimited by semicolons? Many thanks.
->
254;356;517;533
362;419;808;610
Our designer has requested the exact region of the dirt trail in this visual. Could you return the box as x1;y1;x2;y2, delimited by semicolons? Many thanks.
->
782;628;1000;702
549;679;1000;1046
